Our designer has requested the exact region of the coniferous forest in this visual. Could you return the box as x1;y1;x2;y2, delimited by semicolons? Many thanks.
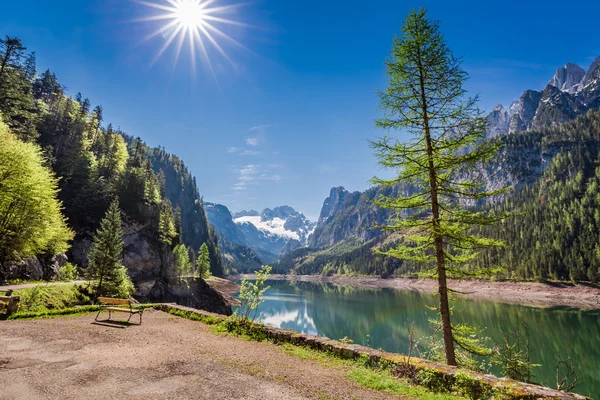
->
0;35;223;280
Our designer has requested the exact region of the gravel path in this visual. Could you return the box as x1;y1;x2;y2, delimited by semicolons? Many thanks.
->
0;310;406;400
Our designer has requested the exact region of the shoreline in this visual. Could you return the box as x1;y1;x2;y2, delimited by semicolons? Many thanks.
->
230;274;600;310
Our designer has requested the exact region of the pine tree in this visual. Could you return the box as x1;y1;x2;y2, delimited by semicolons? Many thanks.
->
173;244;191;278
196;243;211;279
88;200;134;297
371;9;505;366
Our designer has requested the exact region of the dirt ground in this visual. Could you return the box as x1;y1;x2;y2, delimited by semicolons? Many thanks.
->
235;274;600;310
0;310;405;400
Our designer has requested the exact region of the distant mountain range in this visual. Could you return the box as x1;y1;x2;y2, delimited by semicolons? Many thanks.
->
209;56;600;280
272;55;600;281
486;57;600;137
205;203;315;271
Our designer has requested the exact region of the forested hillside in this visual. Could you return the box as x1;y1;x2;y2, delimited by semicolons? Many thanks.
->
0;35;222;279
473;110;600;282
294;110;600;282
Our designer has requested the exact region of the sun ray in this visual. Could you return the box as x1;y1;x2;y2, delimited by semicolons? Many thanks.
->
193;26;216;79
198;23;236;69
131;14;177;23
132;0;176;13
140;19;180;43
201;2;252;15
151;23;184;65
200;15;257;29
201;20;253;54
172;26;187;68
198;0;219;10
188;26;196;76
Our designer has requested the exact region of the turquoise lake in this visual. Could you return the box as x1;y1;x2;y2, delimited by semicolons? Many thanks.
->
239;280;600;399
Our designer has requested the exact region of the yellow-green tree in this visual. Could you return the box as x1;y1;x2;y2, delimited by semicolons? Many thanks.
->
0;115;73;265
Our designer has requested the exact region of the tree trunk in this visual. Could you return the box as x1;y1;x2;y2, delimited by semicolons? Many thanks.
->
0;44;13;93
416;46;457;366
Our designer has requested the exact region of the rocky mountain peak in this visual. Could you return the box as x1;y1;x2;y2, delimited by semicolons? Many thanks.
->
486;104;510;137
317;187;349;224
547;63;585;94
508;90;543;133
232;209;260;218
581;56;600;90
261;205;298;221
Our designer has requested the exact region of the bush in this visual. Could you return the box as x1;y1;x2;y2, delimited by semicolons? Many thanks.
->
58;262;79;281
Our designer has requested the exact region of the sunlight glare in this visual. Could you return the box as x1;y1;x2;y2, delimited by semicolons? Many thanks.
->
134;0;253;76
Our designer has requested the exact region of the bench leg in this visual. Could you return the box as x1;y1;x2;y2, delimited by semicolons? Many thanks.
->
95;308;103;321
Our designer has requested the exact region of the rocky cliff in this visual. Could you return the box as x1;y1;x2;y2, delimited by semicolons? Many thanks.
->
487;56;600;136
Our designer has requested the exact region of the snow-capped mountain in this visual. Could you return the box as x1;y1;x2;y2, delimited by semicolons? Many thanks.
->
233;206;316;259
206;204;316;264
486;57;600;136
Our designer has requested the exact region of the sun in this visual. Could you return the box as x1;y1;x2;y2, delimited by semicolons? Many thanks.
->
133;0;252;76
173;0;207;29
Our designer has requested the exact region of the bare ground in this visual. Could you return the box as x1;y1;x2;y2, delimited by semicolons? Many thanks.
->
0;310;407;400
234;274;600;310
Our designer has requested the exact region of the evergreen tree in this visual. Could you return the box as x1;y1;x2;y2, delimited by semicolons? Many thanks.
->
88;200;134;297
371;9;505;366
196;243;211;279
173;244;192;278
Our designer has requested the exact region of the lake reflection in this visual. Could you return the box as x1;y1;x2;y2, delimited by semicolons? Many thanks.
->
237;280;600;399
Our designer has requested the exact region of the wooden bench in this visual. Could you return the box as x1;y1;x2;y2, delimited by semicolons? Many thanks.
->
0;290;20;316
95;297;143;324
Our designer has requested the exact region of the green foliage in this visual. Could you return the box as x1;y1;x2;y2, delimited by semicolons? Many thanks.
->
14;284;93;313
173;244;192;278
0;115;73;264
0;33;223;283
58;262;78;281
238;265;272;322
371;8;506;365
196;242;211;279
148;146;224;276
276;236;402;277
7;305;100;320
88;201;134;298
472;110;600;282
491;321;539;382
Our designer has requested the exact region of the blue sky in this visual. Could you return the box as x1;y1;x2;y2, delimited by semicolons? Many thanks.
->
3;0;600;220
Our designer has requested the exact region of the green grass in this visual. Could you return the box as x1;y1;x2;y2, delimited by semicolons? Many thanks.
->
280;344;465;400
12;284;93;313
6;305;101;320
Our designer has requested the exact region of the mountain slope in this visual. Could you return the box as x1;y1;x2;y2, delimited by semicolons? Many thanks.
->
487;57;600;136
205;202;263;273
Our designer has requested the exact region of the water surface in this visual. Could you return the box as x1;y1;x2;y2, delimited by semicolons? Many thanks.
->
240;280;600;398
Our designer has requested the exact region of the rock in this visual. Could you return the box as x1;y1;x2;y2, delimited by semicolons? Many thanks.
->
532;85;587;130
580;56;600;91
40;254;68;281
547;63;585;93
486;104;510;137
509;90;543;133
0;256;43;281
137;276;233;315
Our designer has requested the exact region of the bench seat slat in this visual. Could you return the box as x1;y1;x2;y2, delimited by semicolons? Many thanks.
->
101;306;141;313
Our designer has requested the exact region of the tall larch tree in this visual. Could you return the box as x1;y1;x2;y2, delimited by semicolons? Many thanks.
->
371;9;506;366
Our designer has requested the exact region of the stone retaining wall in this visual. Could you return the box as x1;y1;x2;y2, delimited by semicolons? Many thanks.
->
157;304;589;400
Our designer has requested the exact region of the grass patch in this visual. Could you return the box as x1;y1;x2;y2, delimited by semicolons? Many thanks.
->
12;284;94;313
7;305;101;320
280;344;464;400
